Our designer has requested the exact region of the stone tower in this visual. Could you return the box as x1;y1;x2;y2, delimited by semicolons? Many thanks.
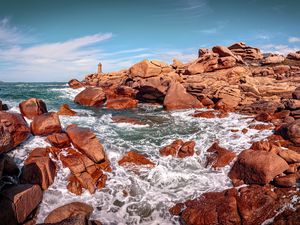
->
98;63;102;74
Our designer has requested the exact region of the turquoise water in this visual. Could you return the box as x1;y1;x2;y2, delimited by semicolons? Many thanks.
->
0;82;272;225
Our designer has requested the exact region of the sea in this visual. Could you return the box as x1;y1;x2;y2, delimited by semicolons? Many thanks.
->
0;82;272;225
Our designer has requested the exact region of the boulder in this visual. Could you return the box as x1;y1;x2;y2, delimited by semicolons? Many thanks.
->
261;54;285;65
278;149;300;163
65;125;105;163
228;42;263;61
118;151;155;167
272;207;300;225
160;139;195;158
163;82;203;110
229;149;289;186
206;142;236;168
67;174;83;196
58;104;77;116
129;60;172;78
31;112;62;136
287;51;300;61
44;202;93;224
274;174;297;187
19;98;48;119
46;133;71;148
68;79;84;89
74;87;106;106
0;112;31;153
0;184;42;225
106;98;138;110
286;120;300;145
0;154;19;178
292;86;300;100
20;148;57;190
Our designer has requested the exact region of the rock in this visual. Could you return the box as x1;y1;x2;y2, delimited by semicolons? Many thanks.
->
0;154;19;178
228;149;289;185
206;142;236;168
0;112;31;153
228;42;263;61
47;133;71;148
0;184;42;225
284;99;300;110
261;54;285;65
287;51;300;61
292;86;300;99
255;112;273;122
44;202;93;224
31;112;62;136
192;110;228;119
74;87;106;106
163;82;203;110
40;214;87;225
58;104;77;116
273;65;290;74
250;139;281;154
111;116;145;125
248;124;274;130
20;148;57;190
129;60;172;78
106;98;138;110
67;174;83;196
118;151;155;167
19;98;48;119
286;120;300;145
160;140;195;158
274;174;297;187
278;149;300;163
65;125;105;163
272;207;300;225
68;79;84;89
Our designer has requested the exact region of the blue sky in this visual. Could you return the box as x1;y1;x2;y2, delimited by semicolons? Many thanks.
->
0;0;299;82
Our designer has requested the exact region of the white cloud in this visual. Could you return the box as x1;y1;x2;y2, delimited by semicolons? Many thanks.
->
288;37;300;43
260;44;299;55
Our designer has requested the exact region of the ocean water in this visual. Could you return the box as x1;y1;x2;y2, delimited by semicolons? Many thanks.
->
0;82;273;225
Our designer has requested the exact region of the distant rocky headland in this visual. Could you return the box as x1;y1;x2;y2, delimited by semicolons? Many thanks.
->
0;42;300;225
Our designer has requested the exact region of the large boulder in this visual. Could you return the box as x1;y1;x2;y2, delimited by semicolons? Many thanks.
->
58;104;77;116
228;42;263;61
74;87;106;106
0;154;19;178
19;98;48;119
160;139;196;158
20;148;57;190
286;120;300;145
228;149;289;186
0;112;31;153
68;79;84;89
31;112;62;136
163;82;203;110
46;133;71;148
129;60;172;78
65;125;105;163
0;184;43;225
206;142;236;168
44;202;93;224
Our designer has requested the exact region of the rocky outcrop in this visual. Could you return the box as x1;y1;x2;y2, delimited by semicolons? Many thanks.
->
74;87;106;106
65;124;106;163
228;149;289;186
19;98;48;119
31;112;62;136
163;82;203;110
228;42;263;61
205;142;236;168
68;79;84;89
58;104;77;116
261;54;285;65
160;139;196;158
118;151;155;168
0;112;31;153
129;60;173;78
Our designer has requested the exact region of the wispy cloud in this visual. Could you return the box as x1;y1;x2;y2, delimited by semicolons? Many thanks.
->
288;37;300;43
260;44;299;55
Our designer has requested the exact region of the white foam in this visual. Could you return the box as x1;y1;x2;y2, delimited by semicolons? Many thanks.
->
51;87;84;100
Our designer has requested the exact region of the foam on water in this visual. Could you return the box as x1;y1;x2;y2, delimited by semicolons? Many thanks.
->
35;107;272;225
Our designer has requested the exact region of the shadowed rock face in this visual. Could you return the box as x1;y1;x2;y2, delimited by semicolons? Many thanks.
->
19;98;48;119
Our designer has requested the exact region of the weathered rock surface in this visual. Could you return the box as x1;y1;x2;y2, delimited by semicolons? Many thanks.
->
118;151;155;167
160;139;196;158
206;142;236;168
74;87;106;106
31;112;62;136
46;133;71;148
68;79;84;89
19;98;48;119
58;104;77;116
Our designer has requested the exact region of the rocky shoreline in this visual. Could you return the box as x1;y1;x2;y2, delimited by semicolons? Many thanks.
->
1;42;300;224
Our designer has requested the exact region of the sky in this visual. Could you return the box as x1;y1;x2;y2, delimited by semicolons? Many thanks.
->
0;0;299;82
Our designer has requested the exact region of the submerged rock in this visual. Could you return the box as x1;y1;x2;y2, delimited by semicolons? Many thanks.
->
118;151;155;168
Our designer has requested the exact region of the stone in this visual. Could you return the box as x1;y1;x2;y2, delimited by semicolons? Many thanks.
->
274;174;297;187
47;133;71;148
0;112;31;153
67;174;83;196
163;82;203;110
0;154;19;178
118;151;155;167
261;54;285;65
286;120;300;145
129;60;172;78
20;148;57;190
44;202;93;224
228;42;263;60
68;79;84;89
0;184;42;225
31;112;62;136
206;142;236;168
278;149;300;163
58;104;77;116
74;87;106;106
160;140;195;158
111;116;145;125
228;149;289;185
65;125;105;163
272;207;300;225
19;98;48;119
292;86;300;100
106;98;138;110
287;51;300;61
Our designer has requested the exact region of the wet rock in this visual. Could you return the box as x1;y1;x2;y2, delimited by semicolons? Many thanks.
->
278;149;300;163
67;174;83;196
163;82;203;110
74;87;106;106
31;112;62;136
192;110;228;119
65;124;105;163
248;123;274;130
58;104;77;116
274;174;297;187
111;116;145;125
206;142;236;168
0;184;42;225
160;139;195;158
20;148;57;190
0;154;19;178
19;98;48;119
0;112;31;153
44;202;93;224
68;79;84;89
106;98;138;110
229;149;289;186
272;207;300;225
47;132;71;148
118;151;155;167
